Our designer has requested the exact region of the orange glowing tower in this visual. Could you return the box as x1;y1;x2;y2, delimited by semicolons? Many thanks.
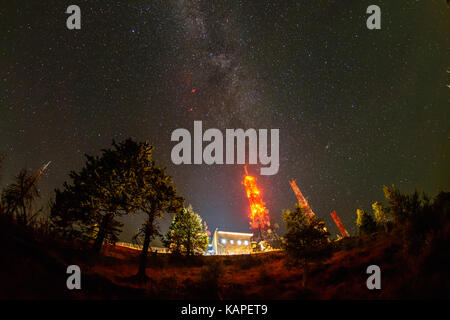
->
330;210;350;238
289;179;316;219
290;179;331;242
242;166;270;239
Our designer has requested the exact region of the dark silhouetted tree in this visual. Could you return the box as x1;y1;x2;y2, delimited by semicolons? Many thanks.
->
382;185;450;253
282;203;331;288
51;186;85;240
133;154;184;279
382;184;420;224
51;139;147;252
356;209;377;235
0;154;5;216
0;153;4;182
372;201;390;232
1;169;42;226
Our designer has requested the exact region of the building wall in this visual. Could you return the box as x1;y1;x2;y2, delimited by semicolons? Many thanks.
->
213;230;253;255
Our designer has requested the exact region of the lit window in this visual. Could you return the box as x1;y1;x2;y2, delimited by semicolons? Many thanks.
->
244;240;249;245
237;240;242;245
221;238;226;244
229;240;234;244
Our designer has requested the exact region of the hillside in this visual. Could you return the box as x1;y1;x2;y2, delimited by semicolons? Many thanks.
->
1;215;448;299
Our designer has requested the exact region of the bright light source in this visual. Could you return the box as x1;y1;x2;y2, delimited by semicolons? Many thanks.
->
229;240;234;244
237;240;242;245
217;231;253;237
244;240;249;245
221;238;227;244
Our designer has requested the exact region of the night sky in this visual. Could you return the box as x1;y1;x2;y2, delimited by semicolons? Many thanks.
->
1;1;448;242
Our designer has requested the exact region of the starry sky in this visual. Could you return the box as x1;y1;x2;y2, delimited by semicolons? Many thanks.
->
1;1;449;242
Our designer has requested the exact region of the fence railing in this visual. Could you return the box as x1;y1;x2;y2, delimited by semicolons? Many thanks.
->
115;242;170;253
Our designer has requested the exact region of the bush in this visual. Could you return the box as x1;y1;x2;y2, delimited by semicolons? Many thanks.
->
238;254;259;270
257;266;271;285
196;260;223;299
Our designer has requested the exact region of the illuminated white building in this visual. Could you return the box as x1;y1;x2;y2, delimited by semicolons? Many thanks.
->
212;229;253;255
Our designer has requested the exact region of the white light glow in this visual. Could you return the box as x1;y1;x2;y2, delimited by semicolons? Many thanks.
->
217;231;253;237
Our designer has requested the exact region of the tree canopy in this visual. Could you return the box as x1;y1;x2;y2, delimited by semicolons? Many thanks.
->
51;139;160;252
282;203;331;287
133;158;184;279
355;208;377;235
2;169;41;226
164;205;209;256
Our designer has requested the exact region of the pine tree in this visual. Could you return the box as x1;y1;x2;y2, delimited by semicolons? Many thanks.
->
51;185;91;240
164;205;209;257
1;169;41;226
134;163;184;279
51;139;150;252
0;155;4;216
372;201;390;232
356;209;377;235
282;203;331;288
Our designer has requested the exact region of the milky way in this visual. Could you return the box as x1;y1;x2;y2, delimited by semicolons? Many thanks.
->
170;0;265;128
0;1;448;242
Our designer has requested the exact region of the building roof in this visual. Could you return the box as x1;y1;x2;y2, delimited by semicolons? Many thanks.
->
215;230;253;237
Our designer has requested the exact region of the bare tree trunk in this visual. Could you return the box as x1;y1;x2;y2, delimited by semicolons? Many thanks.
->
92;213;111;254
302;258;308;288
137;226;151;279
21;203;27;226
137;214;155;279
186;233;191;256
